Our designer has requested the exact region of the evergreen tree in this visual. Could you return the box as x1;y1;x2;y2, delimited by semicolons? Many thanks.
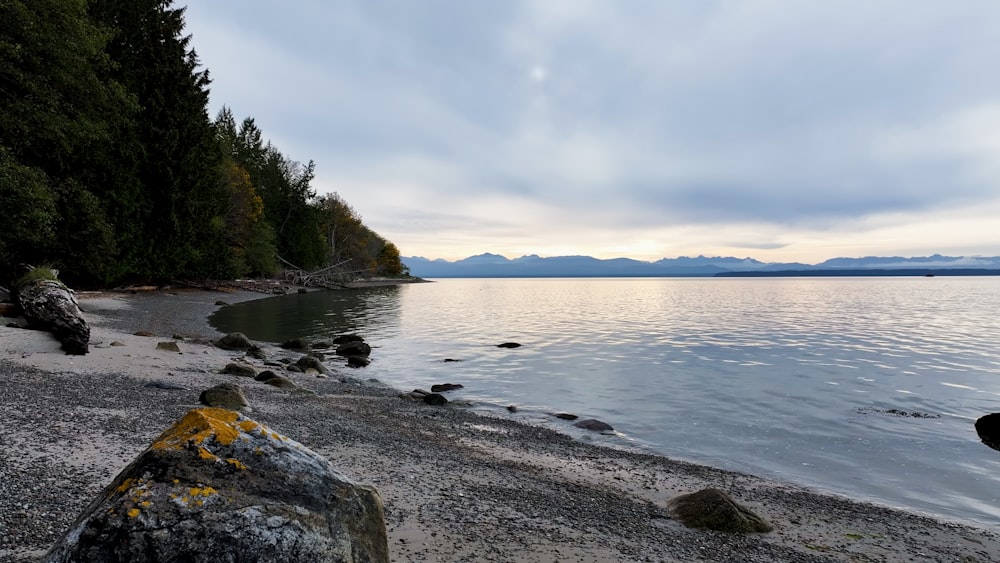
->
90;0;229;281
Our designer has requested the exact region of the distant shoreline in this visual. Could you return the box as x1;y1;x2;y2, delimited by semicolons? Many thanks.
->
715;268;1000;277
415;268;1000;279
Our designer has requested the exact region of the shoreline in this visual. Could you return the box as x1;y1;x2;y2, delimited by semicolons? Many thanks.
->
2;289;999;561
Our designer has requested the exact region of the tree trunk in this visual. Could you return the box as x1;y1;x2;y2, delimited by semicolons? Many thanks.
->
17;279;90;355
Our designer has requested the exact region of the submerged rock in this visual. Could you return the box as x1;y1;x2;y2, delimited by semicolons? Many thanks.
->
553;413;578;421
496;342;521;349
45;407;388;562
332;334;364;345
280;338;309;350
430;383;464;393
668;488;773;534
573;419;613;432
347;356;370;368
336;341;371;357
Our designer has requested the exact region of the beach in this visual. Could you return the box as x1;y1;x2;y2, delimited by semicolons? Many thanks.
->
1;289;998;562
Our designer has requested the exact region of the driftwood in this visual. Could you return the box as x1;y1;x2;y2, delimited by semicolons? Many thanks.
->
17;279;90;355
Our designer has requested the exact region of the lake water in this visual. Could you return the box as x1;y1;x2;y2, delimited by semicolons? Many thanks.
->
210;277;1000;527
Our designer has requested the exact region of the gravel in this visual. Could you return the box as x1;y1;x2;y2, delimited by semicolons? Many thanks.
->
2;289;998;562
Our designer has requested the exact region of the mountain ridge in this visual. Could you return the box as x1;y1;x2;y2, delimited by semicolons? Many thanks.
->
402;253;1000;278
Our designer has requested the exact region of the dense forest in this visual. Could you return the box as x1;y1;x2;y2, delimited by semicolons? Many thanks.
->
0;0;406;288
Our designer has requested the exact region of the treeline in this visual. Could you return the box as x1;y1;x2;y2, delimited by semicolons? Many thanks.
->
0;0;405;288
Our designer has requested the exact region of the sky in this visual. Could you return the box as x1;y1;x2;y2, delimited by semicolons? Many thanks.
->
181;1;1000;264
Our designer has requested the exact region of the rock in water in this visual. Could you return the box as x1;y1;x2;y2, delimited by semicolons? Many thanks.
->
45;407;388;562
975;413;1000;451
17;279;89;355
668;488;773;533
573;418;613;432
336;341;371;357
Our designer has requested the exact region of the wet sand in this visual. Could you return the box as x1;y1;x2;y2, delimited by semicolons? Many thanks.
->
1;289;998;562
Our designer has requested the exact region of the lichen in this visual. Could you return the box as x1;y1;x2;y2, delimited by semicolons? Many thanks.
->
151;408;242;451
226;458;248;470
127;508;140;519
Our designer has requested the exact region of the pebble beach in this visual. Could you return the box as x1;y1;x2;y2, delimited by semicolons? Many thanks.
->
1;289;999;562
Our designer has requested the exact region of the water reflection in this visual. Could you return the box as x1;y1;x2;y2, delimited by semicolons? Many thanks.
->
209;287;403;344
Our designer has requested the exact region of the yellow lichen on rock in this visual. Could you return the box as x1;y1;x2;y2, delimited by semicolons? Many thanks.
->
127;508;140;518
226;457;248;470
151;408;241;452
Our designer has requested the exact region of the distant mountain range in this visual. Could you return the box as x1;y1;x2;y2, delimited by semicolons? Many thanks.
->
402;253;1000;278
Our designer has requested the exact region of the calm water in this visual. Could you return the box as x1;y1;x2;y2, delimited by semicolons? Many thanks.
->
211;277;1000;526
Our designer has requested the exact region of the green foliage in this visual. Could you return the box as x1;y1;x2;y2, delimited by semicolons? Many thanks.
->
0;2;406;286
14;264;60;289
0;146;58;284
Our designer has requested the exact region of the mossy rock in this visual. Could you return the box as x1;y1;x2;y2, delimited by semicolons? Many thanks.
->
668;488;773;534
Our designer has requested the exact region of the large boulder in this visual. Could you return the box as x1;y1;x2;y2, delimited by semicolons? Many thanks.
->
668;488;773;534
17;278;89;355
45;407;388;562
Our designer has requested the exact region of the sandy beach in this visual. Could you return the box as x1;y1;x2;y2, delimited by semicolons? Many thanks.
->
1;288;998;562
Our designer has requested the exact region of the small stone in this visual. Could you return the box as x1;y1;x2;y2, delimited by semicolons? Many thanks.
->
155;341;181;353
134;330;155;337
264;377;297;389
222;362;256;378
496;342;521;348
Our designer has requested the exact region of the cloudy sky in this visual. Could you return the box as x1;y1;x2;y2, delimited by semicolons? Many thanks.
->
182;1;1000;263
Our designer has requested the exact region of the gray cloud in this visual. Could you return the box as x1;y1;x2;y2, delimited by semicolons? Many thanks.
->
183;0;1000;260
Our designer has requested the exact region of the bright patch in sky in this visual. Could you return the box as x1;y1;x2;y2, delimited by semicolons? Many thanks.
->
182;1;1000;263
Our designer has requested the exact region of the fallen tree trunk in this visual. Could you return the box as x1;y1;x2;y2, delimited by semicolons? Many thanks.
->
17;279;90;355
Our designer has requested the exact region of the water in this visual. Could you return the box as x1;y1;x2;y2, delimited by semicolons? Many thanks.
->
210;277;1000;526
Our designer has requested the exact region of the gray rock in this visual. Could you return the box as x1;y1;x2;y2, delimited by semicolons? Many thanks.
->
198;383;250;412
286;364;303;373
246;345;267;360
222;362;256;378
16;278;89;355
422;393;448;406
264;376;297;389
296;355;329;375
668;488;773;534
254;370;279;382
45;408;388;562
573;419;613;432
215;332;252;351
347;356;370;368
155;341;181;353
